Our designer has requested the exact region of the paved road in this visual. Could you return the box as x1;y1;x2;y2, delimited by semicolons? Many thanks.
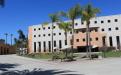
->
0;55;121;75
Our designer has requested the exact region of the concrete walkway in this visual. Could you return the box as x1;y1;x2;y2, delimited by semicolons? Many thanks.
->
0;54;121;75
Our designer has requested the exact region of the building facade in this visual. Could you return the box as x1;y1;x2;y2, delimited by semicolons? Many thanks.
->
28;14;121;53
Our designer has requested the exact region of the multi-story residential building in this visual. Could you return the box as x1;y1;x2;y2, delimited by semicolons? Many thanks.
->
28;14;121;53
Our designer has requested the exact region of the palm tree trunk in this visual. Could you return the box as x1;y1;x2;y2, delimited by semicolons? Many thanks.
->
86;21;91;59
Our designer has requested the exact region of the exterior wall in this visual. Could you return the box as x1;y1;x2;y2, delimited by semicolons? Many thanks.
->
28;27;33;53
73;29;107;48
28;14;121;53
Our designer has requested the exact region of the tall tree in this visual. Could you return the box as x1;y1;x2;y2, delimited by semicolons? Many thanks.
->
49;13;60;53
0;0;4;7
58;22;71;58
4;33;8;45
10;34;13;46
58;4;81;56
81;4;100;59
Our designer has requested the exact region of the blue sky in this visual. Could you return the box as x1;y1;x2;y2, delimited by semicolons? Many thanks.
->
0;0;121;44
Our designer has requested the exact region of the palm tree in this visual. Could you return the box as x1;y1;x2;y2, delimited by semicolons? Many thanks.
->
58;22;71;58
10;34;13;46
49;13;60;53
0;0;4;7
81;4;100;59
58;4;81;56
4;33;8;45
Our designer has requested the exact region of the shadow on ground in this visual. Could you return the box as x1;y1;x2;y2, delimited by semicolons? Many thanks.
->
0;63;19;71
0;68;84;75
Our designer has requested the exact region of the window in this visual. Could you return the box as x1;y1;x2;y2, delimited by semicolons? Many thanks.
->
101;21;104;23
81;22;84;25
95;29;98;32
108;20;111;23
82;30;85;33
116;36;120;49
90;38;92;41
34;42;36;52
34;28;36;31
43;27;45;30
59;33;61;35
43;34;46;37
54;41;56;47
75;23;78;26
95;37;98;41
34;35;36;37
48;34;51;36
109;36;113;46
70;32;72;34
115;19;118;22
102;28;104;31
115;27;119;30
94;21;97;24
53;33;56;36
53;26;56;29
38;35;41;37
59;40;62;49
38;28;40;30
83;39;85;42
65;40;67;45
76;39;79;42
48;41;51;52
108;28;111;31
38;42;41;52
43;41;46;52
48;27;50;29
76;30;79;33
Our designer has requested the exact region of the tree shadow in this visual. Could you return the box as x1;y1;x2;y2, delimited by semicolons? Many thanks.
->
0;68;84;75
0;63;19;71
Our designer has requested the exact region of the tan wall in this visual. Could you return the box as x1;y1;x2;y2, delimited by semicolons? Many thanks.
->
28;27;33;54
74;30;106;48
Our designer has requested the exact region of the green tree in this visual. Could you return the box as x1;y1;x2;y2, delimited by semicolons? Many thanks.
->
81;4;100;59
58;22;71;58
58;4;81;56
49;13;60;53
0;0;4;7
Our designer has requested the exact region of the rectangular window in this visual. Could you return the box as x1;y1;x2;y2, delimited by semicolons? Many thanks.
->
54;41;56;47
38;42;41;52
115;19;118;22
109;36;113;46
116;36;120;49
43;41;46;52
48;41;51;52
65;40;67;45
34;42;36;52
59;40;62;49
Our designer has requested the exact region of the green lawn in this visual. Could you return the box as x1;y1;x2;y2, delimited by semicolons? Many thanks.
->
101;51;121;57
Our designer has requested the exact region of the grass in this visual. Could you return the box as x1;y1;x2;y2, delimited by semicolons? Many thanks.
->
101;51;121;57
